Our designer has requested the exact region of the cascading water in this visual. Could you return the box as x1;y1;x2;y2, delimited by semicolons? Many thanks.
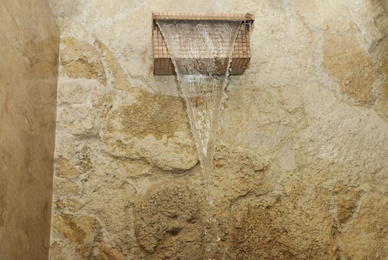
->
156;19;241;258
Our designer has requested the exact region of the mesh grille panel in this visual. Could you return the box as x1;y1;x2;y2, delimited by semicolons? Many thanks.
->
153;13;254;75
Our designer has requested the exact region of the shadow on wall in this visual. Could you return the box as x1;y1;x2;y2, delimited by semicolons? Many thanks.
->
0;0;59;259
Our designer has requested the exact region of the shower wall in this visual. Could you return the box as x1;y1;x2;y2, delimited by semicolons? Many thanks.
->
0;0;59;258
49;0;388;259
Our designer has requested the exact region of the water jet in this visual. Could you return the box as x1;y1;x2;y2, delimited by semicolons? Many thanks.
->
153;12;254;258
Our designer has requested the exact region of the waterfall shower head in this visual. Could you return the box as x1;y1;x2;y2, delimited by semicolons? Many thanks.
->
152;12;254;76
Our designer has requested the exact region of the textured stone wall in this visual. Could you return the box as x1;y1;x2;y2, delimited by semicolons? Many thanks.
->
0;0;59;258
49;0;388;259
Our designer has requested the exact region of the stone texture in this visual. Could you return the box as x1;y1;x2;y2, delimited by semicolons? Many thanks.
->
294;0;355;33
376;83;388;120
323;34;378;103
52;213;102;258
60;37;107;85
0;0;59;258
372;36;388;120
229;184;337;259
56;156;80;178
341;191;388;259
134;182;203;259
295;0;388;51
211;145;271;205
100;89;198;171
299;83;388;185
94;39;130;90
49;0;388;259
237;0;318;87
333;183;363;226
352;0;388;51
94;242;125;260
221;87;305;156
372;36;388;78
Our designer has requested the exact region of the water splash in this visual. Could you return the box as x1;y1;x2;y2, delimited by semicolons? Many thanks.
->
156;19;240;258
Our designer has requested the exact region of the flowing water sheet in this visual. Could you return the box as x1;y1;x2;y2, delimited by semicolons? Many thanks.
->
157;19;240;259
156;20;240;186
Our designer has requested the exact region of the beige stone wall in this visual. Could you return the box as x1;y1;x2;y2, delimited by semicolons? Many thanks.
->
0;0;59;259
49;0;388;259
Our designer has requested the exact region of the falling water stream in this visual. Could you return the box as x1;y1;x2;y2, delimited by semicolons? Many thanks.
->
156;19;241;258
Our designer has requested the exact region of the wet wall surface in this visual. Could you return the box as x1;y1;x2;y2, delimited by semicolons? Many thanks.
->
0;0;59;258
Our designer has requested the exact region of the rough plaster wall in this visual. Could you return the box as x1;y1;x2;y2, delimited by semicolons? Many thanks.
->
48;0;388;259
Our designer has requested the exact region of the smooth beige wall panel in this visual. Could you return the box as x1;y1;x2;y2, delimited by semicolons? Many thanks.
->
0;0;59;258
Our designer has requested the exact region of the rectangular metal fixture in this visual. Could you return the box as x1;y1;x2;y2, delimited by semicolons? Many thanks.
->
152;12;255;75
